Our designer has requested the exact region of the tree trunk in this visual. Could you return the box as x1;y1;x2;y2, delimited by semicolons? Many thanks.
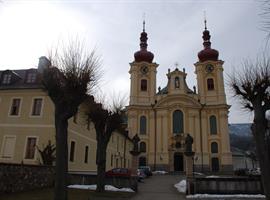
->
96;138;107;192
253;109;270;200
54;111;69;200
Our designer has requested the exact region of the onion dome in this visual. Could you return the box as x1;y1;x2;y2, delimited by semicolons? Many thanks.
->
134;21;154;63
198;21;219;62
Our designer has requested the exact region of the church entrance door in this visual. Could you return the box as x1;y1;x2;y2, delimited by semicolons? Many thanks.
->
174;152;184;171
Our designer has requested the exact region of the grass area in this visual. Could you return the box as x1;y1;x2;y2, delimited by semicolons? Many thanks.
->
0;188;135;200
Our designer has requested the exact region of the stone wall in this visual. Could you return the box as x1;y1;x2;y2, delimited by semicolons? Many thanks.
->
69;173;138;192
192;176;263;194
0;163;138;194
0;163;54;194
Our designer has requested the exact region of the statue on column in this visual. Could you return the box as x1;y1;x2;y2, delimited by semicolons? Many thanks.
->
131;134;140;153
185;133;193;153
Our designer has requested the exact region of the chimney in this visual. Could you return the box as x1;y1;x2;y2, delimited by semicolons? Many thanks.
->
37;56;51;73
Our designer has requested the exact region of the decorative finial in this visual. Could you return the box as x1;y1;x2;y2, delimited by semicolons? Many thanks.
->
204;11;207;30
175;62;179;68
143;13;146;32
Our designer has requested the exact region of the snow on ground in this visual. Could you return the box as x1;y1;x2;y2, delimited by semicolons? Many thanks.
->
265;110;270;120
152;170;168;174
68;184;135;193
186;194;266;199
205;175;220;178
193;172;204;176
174;179;186;193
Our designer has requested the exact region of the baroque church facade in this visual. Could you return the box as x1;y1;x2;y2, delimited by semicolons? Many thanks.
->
127;22;233;173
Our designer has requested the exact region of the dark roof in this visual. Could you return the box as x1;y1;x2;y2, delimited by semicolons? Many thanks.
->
157;86;168;95
0;68;43;90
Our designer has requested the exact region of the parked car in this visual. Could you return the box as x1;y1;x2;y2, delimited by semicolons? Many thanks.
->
248;168;261;176
137;169;146;182
138;166;152;176
105;168;132;177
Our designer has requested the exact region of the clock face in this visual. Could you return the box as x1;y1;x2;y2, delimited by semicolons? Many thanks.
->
140;66;149;74
205;64;214;73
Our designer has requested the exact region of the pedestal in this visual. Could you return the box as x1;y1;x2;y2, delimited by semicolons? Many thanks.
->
185;156;193;177
184;151;195;194
130;150;140;175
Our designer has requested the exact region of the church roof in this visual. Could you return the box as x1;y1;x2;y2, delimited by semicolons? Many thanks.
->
198;20;219;62
157;86;168;95
134;21;154;63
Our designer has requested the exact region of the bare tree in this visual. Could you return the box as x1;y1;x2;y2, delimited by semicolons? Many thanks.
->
42;40;101;200
85;96;125;192
36;140;56;166
230;57;270;199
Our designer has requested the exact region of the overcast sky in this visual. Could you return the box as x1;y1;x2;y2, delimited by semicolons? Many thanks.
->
0;0;268;123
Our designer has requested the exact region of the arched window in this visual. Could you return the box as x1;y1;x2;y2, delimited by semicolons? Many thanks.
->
211;142;218;153
140;142;146;152
175;77;180;88
210;115;217;135
141;79;147;91
140;116;147;135
173;110;184;134
207;78;214;90
211;157;219;172
139;157;146;166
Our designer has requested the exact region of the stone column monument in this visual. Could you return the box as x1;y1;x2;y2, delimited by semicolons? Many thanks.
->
129;134;141;175
184;133;195;194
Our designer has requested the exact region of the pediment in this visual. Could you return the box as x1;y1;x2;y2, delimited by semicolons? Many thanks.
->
156;94;201;109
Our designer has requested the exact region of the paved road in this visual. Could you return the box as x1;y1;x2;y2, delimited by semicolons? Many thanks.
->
131;174;186;200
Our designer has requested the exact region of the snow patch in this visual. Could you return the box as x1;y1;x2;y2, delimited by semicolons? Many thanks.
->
193;172;204;176
174;179;186;193
152;170;168;174
186;194;266;199
205;175;220;178
265;110;270;120
68;184;135;193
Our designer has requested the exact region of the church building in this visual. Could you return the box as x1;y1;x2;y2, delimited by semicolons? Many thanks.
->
127;21;233;173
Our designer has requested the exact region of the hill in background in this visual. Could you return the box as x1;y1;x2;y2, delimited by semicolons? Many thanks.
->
229;123;255;152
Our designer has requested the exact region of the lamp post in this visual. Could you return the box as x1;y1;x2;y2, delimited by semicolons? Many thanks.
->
198;101;206;173
151;101;157;171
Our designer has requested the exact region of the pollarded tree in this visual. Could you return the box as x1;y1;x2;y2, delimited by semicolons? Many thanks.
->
85;97;125;192
42;40;100;200
230;57;270;199
36;140;56;166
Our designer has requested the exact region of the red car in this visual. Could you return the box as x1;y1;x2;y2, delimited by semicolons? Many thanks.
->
105;168;132;177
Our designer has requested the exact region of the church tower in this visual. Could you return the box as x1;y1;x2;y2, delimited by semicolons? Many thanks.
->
195;21;226;105
129;21;158;106
194;20;232;172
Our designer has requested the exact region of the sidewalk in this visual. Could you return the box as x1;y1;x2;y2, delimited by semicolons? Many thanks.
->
131;174;186;200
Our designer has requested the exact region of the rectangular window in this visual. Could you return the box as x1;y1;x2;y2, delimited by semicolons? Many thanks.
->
10;98;21;116
32;98;42;116
26;73;36;83
1;136;16;158
87;117;90;130
117;136;119;151
84;146;89;163
207;78;215;90
25;137;37;159
111;154;113;166
70;141;75;162
141;79;147;91
2;74;11;84
73;112;78;124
